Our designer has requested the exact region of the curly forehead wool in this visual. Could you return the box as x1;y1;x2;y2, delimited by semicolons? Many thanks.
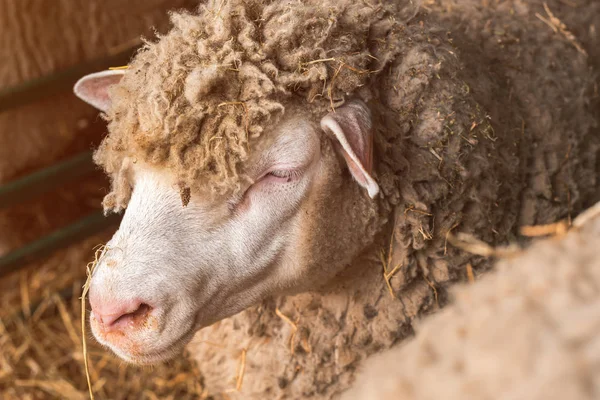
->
96;0;416;212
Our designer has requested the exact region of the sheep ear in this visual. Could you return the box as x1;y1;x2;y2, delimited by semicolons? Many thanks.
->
73;70;125;112
320;100;380;198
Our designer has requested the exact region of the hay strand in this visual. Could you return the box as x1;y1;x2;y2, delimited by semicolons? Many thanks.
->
381;213;403;298
520;221;569;237
466;263;475;284
80;244;107;400
235;349;247;391
536;2;587;56
275;308;298;354
447;232;522;258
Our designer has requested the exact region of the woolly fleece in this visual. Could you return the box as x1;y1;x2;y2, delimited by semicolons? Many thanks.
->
344;204;600;400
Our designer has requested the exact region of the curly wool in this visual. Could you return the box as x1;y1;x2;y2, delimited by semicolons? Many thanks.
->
96;0;418;212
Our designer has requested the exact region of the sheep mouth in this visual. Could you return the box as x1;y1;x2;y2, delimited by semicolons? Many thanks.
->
98;324;197;365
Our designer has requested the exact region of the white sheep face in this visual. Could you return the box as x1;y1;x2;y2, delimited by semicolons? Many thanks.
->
75;71;380;364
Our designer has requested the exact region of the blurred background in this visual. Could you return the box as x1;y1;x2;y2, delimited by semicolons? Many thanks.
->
0;1;204;399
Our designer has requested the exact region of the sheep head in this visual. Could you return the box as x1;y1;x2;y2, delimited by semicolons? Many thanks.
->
74;71;382;364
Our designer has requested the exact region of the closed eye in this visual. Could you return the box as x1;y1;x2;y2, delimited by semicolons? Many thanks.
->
267;170;291;178
227;168;302;212
261;169;302;183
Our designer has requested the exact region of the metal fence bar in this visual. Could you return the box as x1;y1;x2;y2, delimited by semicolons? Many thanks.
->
0;151;96;210
0;211;121;279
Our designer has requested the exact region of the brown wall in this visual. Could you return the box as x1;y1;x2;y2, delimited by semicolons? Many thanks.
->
0;0;198;254
0;0;199;181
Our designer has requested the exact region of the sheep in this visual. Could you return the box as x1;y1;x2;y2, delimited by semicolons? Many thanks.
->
343;203;600;400
72;0;599;397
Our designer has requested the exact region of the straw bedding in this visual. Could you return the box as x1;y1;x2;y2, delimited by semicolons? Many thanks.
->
0;234;206;400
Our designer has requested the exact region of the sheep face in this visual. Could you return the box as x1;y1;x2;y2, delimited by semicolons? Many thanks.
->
75;71;382;364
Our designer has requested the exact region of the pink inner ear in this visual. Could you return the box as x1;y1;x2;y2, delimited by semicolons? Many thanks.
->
343;118;373;174
345;156;370;187
81;78;111;103
320;100;380;198
74;71;125;112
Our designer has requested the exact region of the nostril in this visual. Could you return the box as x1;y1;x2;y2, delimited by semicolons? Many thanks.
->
111;303;152;328
91;299;152;330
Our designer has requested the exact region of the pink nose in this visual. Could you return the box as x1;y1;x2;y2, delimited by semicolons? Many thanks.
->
90;296;151;330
